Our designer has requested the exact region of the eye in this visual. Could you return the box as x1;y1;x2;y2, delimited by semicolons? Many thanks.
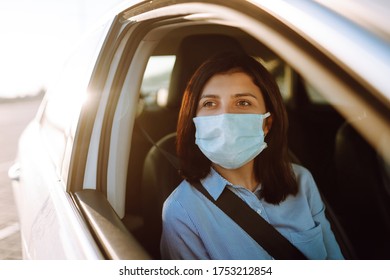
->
237;100;251;106
202;100;216;108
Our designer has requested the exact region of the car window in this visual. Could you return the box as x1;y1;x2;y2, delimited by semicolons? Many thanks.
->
140;55;176;108
261;58;292;101
304;82;328;104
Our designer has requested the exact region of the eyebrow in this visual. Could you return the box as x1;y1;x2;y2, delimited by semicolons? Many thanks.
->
199;94;219;100
199;93;258;99
233;93;258;99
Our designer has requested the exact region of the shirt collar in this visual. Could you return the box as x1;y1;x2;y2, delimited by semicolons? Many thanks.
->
199;168;262;200
200;168;232;200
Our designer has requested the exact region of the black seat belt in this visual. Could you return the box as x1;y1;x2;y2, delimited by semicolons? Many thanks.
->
192;180;307;260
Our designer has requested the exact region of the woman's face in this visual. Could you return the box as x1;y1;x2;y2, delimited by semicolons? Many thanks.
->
196;71;271;132
196;71;267;116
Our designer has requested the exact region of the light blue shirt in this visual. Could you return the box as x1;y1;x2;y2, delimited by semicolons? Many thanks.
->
160;164;344;260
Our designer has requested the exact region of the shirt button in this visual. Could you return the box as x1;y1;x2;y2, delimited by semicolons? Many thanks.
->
256;209;262;214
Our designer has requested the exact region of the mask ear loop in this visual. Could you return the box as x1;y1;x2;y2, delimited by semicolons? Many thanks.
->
263;112;271;118
262;112;271;137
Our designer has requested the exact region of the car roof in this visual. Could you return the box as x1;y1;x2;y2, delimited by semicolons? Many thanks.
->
316;0;390;43
114;0;390;103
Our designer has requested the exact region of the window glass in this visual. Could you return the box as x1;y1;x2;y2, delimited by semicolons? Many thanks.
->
140;55;176;107
305;82;328;104
260;58;291;100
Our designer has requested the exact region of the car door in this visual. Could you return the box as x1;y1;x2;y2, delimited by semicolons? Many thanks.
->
12;18;115;259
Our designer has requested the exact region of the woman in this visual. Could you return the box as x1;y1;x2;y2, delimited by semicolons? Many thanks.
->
160;52;344;260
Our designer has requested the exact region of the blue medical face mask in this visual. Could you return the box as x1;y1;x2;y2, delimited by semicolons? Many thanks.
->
193;112;270;169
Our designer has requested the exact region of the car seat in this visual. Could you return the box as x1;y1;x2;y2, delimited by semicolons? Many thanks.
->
141;133;180;258
333;120;390;259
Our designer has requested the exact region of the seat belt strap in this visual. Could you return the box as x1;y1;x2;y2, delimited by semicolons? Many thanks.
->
135;122;180;169
192;180;307;260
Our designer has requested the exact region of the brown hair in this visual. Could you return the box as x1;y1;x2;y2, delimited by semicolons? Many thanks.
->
176;52;298;204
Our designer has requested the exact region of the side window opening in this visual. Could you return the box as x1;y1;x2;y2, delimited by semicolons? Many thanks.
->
305;82;328;104
140;55;176;108
261;58;292;101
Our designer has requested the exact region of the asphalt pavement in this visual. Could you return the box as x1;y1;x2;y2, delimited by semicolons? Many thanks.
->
0;97;42;259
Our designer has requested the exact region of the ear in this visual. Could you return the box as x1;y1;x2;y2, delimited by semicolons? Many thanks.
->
263;114;273;136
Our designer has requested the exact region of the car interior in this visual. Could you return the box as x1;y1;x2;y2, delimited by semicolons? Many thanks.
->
120;23;390;260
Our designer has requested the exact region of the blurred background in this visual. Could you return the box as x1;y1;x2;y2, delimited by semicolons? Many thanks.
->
0;0;124;259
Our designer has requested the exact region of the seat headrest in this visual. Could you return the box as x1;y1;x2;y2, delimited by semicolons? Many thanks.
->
166;34;245;109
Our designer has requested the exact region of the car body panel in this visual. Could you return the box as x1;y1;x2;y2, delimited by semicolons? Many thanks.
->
12;121;103;259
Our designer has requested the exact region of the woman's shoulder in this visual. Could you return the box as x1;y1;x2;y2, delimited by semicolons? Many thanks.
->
290;164;325;216
168;179;195;197
163;179;201;211
291;163;313;179
291;163;319;195
162;180;193;220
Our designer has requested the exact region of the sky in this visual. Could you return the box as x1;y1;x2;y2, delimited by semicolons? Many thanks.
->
0;0;124;98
